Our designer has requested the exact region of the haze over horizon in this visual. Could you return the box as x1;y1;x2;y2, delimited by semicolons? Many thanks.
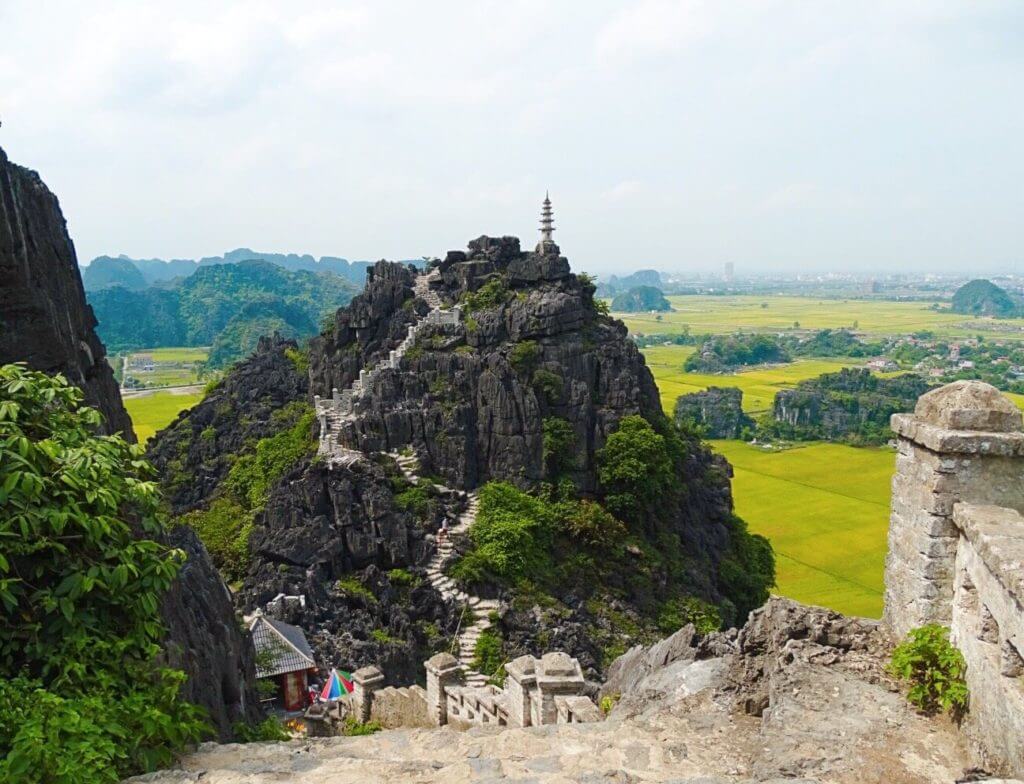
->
1;1;1021;277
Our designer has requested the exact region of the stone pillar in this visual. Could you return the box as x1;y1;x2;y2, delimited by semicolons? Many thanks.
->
332;387;340;404
884;381;1024;639
424;653;463;726
504;655;537;727
351;666;384;724
534;652;586;726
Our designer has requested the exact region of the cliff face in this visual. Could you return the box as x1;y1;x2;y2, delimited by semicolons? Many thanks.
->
0;146;257;739
153;336;460;684
0;145;132;438
314;237;665;492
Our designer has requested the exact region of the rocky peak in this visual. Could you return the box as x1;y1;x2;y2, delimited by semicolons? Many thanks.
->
0;145;133;438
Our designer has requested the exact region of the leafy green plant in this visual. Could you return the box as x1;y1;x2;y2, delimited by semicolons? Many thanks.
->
232;716;290;742
284;346;310;375
509;340;539;375
461;278;511;313
472;629;506;684
336;577;376;603
340;717;382;736
599;692;620;715
656;597;722;635
596;415;673;520
0;365;210;782
888;625;969;716
542;417;576;479
532;369;564;403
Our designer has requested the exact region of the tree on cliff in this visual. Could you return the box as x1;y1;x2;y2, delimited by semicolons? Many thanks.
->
0;365;208;782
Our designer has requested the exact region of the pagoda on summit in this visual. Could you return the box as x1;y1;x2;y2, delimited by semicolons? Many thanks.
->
537;192;559;255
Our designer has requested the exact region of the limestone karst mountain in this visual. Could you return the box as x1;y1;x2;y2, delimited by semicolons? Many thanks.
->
153;232;773;690
0;144;258;740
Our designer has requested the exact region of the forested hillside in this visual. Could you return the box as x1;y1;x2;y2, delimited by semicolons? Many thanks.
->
88;260;357;366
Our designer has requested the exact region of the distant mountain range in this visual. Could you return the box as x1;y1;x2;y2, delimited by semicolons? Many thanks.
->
87;260;359;367
81;247;411;291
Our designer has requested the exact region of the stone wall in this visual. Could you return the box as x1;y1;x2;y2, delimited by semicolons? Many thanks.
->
883;380;1024;776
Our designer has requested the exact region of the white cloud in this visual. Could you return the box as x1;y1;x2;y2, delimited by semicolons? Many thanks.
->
594;0;714;60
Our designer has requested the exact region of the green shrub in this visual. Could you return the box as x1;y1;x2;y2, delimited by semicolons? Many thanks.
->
200;425;217;442
393;484;436;522
449;482;556;586
387;568;417;586
371;628;403;646
597;415;673;521
888;625;969;715
0;365;210;782
542;417;576;479
509;340;539;374
461;278;511;313
340;717;382;736
564;500;626;548
532;369;564;403
656;597;722;636
232;716;290;742
336;577;376;603
472;629;506;683
599;692;620;715
178;496;255;582
717;515;775;625
283;346;309;375
225;405;315;509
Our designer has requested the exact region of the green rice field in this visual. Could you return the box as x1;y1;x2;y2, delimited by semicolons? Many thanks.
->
713;440;894;618
641;344;859;415
617;295;1024;341
124;390;203;443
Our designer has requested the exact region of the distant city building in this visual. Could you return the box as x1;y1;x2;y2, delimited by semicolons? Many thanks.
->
724;262;735;283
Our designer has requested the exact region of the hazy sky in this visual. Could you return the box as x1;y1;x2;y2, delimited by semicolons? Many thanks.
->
1;1;1021;276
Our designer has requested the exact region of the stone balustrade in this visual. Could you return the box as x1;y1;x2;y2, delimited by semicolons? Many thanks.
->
884;380;1024;776
424;650;600;730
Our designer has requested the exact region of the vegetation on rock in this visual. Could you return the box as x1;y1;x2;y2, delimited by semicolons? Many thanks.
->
888;624;969;716
0;365;208;782
88;260;357;366
763;367;934;445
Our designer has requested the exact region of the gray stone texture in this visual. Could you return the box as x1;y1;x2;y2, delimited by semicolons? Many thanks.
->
884;381;1024;638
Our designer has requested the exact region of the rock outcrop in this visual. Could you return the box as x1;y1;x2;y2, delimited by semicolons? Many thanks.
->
0;145;257;740
770;367;933;444
148;334;310;514
315;236;664;493
0;145;132;438
674;386;754;439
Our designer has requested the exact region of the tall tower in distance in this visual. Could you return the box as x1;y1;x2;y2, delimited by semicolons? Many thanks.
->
537;192;559;255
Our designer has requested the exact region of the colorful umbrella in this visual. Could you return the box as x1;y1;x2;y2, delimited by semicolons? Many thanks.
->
320;668;354;700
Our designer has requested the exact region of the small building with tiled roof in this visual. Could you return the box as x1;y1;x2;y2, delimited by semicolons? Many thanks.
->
249;610;317;711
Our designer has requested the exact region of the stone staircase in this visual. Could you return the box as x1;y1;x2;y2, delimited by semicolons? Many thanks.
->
393;452;497;688
314;268;458;462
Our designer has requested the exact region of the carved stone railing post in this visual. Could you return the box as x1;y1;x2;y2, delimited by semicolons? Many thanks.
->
884;380;1024;638
425;653;463;726
351;666;384;724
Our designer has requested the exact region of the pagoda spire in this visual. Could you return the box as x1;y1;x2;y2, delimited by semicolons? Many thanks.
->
539;191;555;243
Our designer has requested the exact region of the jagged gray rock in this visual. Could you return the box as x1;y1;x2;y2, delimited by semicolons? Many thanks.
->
675;387;753;439
0;145;133;438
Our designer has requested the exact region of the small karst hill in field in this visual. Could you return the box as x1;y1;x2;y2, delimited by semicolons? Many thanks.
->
951;278;1019;318
610;285;672;312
